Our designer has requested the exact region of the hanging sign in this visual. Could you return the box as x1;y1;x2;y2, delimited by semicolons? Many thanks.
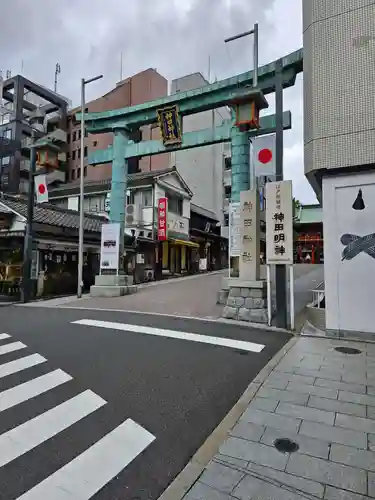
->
100;223;120;270
156;105;182;146
157;197;168;241
265;180;293;265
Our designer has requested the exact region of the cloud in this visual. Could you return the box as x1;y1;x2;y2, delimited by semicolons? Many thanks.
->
0;0;316;202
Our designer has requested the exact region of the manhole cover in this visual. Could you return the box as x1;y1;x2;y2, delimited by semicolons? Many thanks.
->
334;346;362;355
274;438;299;454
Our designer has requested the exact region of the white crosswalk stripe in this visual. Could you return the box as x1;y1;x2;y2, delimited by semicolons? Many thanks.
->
0;333;155;499
73;318;266;352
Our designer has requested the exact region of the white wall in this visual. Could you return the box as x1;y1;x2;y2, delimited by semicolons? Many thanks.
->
170;73;230;225
323;171;375;334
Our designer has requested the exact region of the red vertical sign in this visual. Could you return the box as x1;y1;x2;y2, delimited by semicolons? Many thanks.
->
157;197;168;241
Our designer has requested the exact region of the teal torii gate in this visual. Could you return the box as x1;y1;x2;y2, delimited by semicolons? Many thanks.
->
79;48;303;252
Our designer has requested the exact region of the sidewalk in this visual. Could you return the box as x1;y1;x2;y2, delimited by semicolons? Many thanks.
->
177;336;375;499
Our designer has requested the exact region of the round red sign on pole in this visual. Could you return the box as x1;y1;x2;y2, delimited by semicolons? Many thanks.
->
258;148;273;164
38;184;46;195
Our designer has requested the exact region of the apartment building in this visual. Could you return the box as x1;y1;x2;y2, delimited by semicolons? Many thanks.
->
169;73;231;229
0;75;70;193
67;68;170;184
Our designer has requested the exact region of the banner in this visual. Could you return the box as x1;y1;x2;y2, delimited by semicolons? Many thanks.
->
100;223;120;270
157;197;168;241
265;180;293;265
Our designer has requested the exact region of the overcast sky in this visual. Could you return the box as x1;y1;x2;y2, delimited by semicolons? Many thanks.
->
0;0;316;203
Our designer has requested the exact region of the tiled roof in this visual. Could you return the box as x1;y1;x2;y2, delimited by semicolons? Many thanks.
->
0;194;106;233
295;204;322;224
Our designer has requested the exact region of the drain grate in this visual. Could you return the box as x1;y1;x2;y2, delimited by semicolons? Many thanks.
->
334;346;362;355
273;438;299;454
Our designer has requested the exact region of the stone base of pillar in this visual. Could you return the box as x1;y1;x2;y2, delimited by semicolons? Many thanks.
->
90;273;138;297
221;279;268;324
216;276;230;305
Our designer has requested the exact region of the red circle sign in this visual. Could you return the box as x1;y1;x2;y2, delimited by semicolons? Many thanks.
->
258;148;273;164
38;184;46;194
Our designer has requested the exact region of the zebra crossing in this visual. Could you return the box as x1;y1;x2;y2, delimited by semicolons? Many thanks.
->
0;332;155;499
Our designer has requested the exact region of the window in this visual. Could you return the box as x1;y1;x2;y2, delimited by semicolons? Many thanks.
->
84;166;87;177
2;156;10;166
72;131;77;142
77;168;81;178
84;146;88;157
141;189;152;207
93;140;97;147
1;114;10;125
224;213;229;226
67;152;71;160
71;170;75;180
85;107;88;113
67;133;71;143
78;130;81;140
3;129;11;139
224;185;231;199
126;190;135;205
72;150;76;160
224;157;231;170
77;148;81;159
84;128;88;137
168;194;183;215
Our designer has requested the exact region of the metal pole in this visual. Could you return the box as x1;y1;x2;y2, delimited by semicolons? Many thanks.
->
274;59;288;328
289;264;295;330
253;23;259;88
22;130;36;303
77;78;85;298
266;264;272;326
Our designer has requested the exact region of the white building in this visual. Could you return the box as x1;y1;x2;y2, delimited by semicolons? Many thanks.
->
303;0;375;335
170;73;231;235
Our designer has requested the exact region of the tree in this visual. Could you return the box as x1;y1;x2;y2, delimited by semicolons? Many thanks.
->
293;198;302;217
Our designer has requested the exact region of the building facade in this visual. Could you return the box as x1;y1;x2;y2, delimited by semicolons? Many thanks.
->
0;75;70;193
303;0;375;335
169;73;231;228
67;69;170;184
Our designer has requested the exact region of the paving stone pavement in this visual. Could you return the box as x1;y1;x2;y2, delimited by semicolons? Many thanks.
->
183;336;375;499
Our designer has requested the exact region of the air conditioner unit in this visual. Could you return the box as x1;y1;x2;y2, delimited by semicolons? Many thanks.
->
144;269;155;282
125;204;136;226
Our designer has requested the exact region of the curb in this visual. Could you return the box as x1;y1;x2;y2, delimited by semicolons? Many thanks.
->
157;335;299;500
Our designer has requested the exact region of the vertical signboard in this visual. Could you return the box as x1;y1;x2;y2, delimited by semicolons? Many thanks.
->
100;223;120;271
157;197;168;241
229;202;241;257
265;180;293;265
239;190;260;280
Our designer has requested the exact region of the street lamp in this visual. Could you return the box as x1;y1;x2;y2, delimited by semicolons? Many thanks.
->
224;23;259;88
77;74;103;298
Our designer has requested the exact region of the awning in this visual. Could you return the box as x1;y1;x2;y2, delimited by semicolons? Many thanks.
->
169;238;200;248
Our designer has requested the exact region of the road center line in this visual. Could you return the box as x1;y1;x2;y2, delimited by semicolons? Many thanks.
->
72;319;265;353
16;419;155;499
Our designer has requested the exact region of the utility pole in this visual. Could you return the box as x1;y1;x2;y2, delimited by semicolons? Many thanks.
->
22;109;45;303
274;58;288;328
77;74;103;298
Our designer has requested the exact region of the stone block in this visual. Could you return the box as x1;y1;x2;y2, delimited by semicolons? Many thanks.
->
330;443;375;472
229;287;241;297
276;402;335;425
250;308;268;324
90;285;126;297
226;297;237;308
299;421;367;449
216;290;229;305
94;274;130;286
233;297;245;307
237;308;251;322
240;287;251;297
249;288;267;299
244;297;254;309
241;407;301;433
252;298;265;309
307;396;366;418
199;461;245;494
222;306;237;319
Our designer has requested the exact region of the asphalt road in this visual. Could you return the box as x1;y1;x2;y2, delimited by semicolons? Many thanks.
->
0;305;291;500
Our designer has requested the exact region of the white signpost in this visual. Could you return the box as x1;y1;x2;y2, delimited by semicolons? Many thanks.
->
265;180;294;328
100;223;121;273
229;202;241;276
